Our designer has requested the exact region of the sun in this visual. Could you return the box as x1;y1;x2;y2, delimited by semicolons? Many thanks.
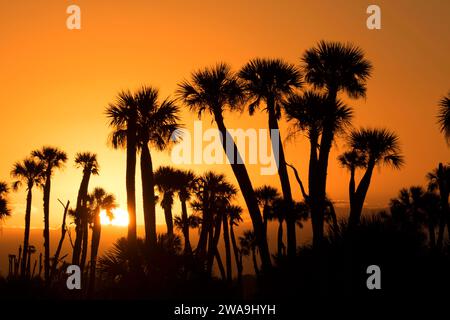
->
100;208;129;227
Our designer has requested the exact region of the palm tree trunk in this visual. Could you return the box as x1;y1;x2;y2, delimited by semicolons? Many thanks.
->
80;212;89;270
141;143;157;248
215;251;226;280
88;210;101;295
21;185;33;277
436;163;449;250
277;219;284;259
196;207;210;259
222;214;232;282
349;162;375;228
163;204;174;238
207;215;222;277
42;172;51;284
215;114;271;270
72;171;91;266
51;200;69;280
126;113;138;260
230;222;242;282
251;248;260;276
181;200;192;254
267;105;296;259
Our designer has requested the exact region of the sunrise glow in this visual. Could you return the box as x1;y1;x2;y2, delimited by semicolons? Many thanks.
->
100;208;129;226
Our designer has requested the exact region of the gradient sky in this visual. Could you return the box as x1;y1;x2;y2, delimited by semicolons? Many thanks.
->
0;0;449;233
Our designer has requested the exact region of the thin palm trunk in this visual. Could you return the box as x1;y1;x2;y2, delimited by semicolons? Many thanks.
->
72;171;91;266
80;213;89;270
277;219;284;259
181;200;192;254
126;111;138;258
251;248;260;276
141;143;157;248
88;209;101;295
207;215;222;277
268;104;296;259
436;163;449;249
230;222;242;282
42;172;51;284
21;185;33;277
222;214;232;282
349;162;375;228
215;251;226;280
163;201;174;238
215;114;271;270
51;200;69;280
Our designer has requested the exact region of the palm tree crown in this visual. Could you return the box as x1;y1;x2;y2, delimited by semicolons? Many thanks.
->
438;92;450;143
11;158;45;190
75;152;99;175
0;182;10;220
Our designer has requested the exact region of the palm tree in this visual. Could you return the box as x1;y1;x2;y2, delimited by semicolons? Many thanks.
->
269;197;287;259
239;230;259;276
72;152;99;269
154;166;180;238
301;41;372;248
110;87;182;249
438;92;450;143
284;89;353;246
239;58;302;258
228;204;243;282
427;164;450;249
0;182;11;222
174;214;201;254
341;128;404;228
87;187;117;294
106;90;138;255
175;169;196;254
11;157;45;277
177;63;271;270
255;185;280;237
32;146;67;284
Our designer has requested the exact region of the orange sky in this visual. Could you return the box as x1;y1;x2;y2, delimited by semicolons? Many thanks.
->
0;0;449;233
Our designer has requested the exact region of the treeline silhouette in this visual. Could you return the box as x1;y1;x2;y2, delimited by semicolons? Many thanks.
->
1;41;449;299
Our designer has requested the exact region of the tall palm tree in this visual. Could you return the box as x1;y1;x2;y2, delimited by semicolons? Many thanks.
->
228;204;243;282
154;166;180;238
72;152;99;269
341;128;404;227
0;182;11;222
177;63;271;270
301;41;372;248
239;58;302;258
32;146;67;284
174;169;197;253
87;187;117;294
11;157;45;277
438;92;450;143
106;90;138;255
255;185;280;237
427;164;450;249
239;230;259;276
284;89;353;246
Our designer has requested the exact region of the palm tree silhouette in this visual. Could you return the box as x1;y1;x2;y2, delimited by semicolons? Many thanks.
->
11;157;44;277
174;169;197;254
87;187;117;294
239;58;302;258
0;182;11;222
340;128;404;227
255;185;280;237
228;204;243;282
32;146;67;284
106;90;139;256
72;152;99;269
438;92;450;143
427;164;450;249
154;166;179;238
301;41;372;248
239;230;259;276
174;214;200;254
177;63;271;270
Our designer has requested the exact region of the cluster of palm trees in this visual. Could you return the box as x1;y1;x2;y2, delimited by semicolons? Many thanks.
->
1;41;448;292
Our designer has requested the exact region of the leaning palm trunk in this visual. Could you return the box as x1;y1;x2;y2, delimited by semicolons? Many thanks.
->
222;214;232;282
51;200;70;280
267;104;296;259
140;143;157;248
21;184;33;277
215;114;271;270
88;210;101;295
207;215;222;277
348;162;375;228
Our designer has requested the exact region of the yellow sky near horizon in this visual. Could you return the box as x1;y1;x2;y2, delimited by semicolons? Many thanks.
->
0;0;449;233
